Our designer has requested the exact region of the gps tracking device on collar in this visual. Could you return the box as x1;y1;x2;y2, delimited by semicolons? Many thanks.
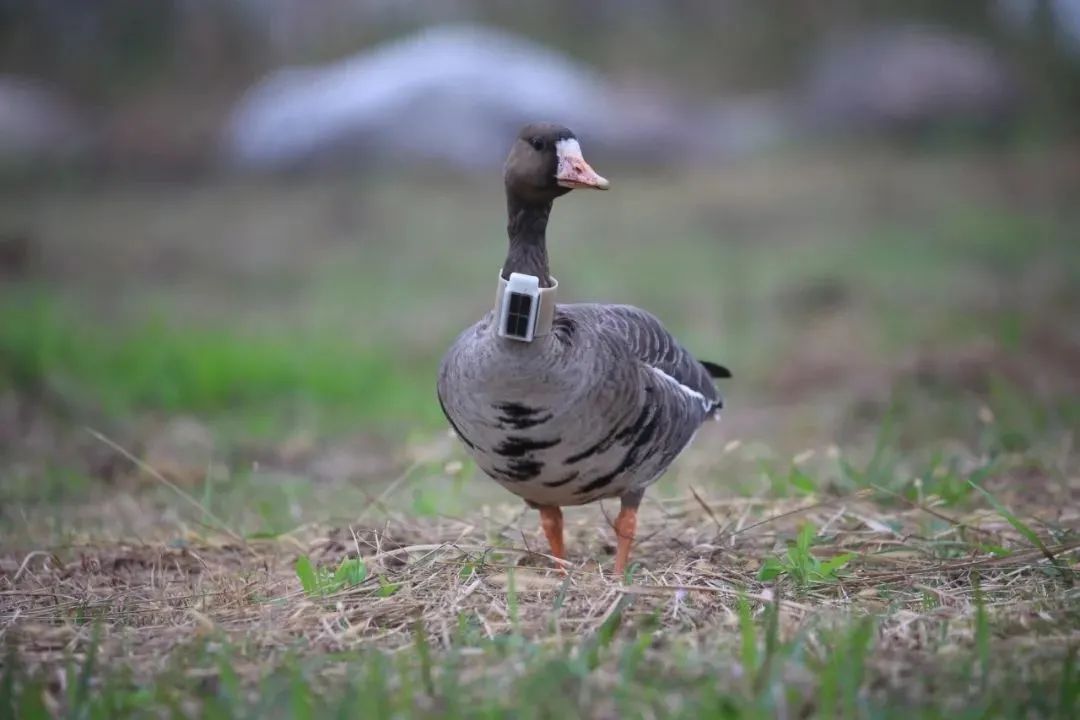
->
496;272;557;342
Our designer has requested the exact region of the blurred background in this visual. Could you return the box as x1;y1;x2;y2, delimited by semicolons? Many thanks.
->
1;1;1077;531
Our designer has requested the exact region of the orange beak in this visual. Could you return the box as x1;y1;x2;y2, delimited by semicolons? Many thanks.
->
555;139;609;190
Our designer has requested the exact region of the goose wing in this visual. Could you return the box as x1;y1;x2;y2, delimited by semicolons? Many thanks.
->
593;304;727;415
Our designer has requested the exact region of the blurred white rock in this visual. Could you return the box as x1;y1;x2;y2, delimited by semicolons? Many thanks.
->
220;23;704;172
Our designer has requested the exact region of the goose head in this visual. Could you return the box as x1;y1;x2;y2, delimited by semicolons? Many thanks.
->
504;123;609;205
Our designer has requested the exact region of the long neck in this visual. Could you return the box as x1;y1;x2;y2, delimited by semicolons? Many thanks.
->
502;193;554;288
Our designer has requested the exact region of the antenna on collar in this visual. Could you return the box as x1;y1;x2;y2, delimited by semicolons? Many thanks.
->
495;272;558;342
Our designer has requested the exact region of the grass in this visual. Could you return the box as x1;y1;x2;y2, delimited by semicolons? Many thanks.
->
0;291;443;433
1;147;1078;717
1;469;1076;717
1;619;1071;719
756;523;854;587
294;554;369;597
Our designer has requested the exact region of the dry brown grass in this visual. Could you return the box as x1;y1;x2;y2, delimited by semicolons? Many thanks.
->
3;481;1077;705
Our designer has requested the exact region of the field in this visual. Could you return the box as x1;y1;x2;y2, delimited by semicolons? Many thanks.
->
1;148;1078;718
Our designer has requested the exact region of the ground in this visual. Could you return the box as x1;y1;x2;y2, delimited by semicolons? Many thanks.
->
1;147;1078;717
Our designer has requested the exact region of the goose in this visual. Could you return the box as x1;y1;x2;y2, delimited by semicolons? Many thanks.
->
437;123;730;574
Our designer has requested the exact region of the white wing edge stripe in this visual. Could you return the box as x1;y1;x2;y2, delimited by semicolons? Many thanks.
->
648;365;713;413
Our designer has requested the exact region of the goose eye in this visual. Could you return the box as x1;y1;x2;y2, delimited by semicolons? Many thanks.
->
529;137;544;151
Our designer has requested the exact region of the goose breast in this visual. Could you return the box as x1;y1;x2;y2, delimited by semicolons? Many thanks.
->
437;304;719;506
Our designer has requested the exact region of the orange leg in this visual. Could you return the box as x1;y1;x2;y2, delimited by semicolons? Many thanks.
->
612;505;638;576
538;505;566;570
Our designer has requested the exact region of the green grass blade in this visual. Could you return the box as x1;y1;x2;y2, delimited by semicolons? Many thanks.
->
818;649;838;720
290;661;314;720
737;594;758;692
377;576;400;597
333;557;367;589
968;480;1043;549
16;678;50;720
69;622;101;719
295;555;318;596
968;480;1073;584
413;620;435;697
819;553;854;577
753;597;781;698
757;557;784;582
842;618;875;720
1;645;14;720
1059;645;1077;719
586;596;629;671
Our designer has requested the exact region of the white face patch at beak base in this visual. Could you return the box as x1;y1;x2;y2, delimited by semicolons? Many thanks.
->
555;138;609;190
555;138;583;161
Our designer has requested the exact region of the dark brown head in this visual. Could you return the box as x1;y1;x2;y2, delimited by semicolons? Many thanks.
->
503;123;609;205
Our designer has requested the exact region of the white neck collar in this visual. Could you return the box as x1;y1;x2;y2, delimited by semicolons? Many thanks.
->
494;271;558;342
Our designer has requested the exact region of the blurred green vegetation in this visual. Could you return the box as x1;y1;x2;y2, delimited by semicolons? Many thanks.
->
1;151;1076;440
0;291;441;432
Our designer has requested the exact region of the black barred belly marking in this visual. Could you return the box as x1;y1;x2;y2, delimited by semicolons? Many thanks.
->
494;435;560;457
496;459;545;482
543;471;578;488
568;386;662;499
491;432;560;483
494;402;553;430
